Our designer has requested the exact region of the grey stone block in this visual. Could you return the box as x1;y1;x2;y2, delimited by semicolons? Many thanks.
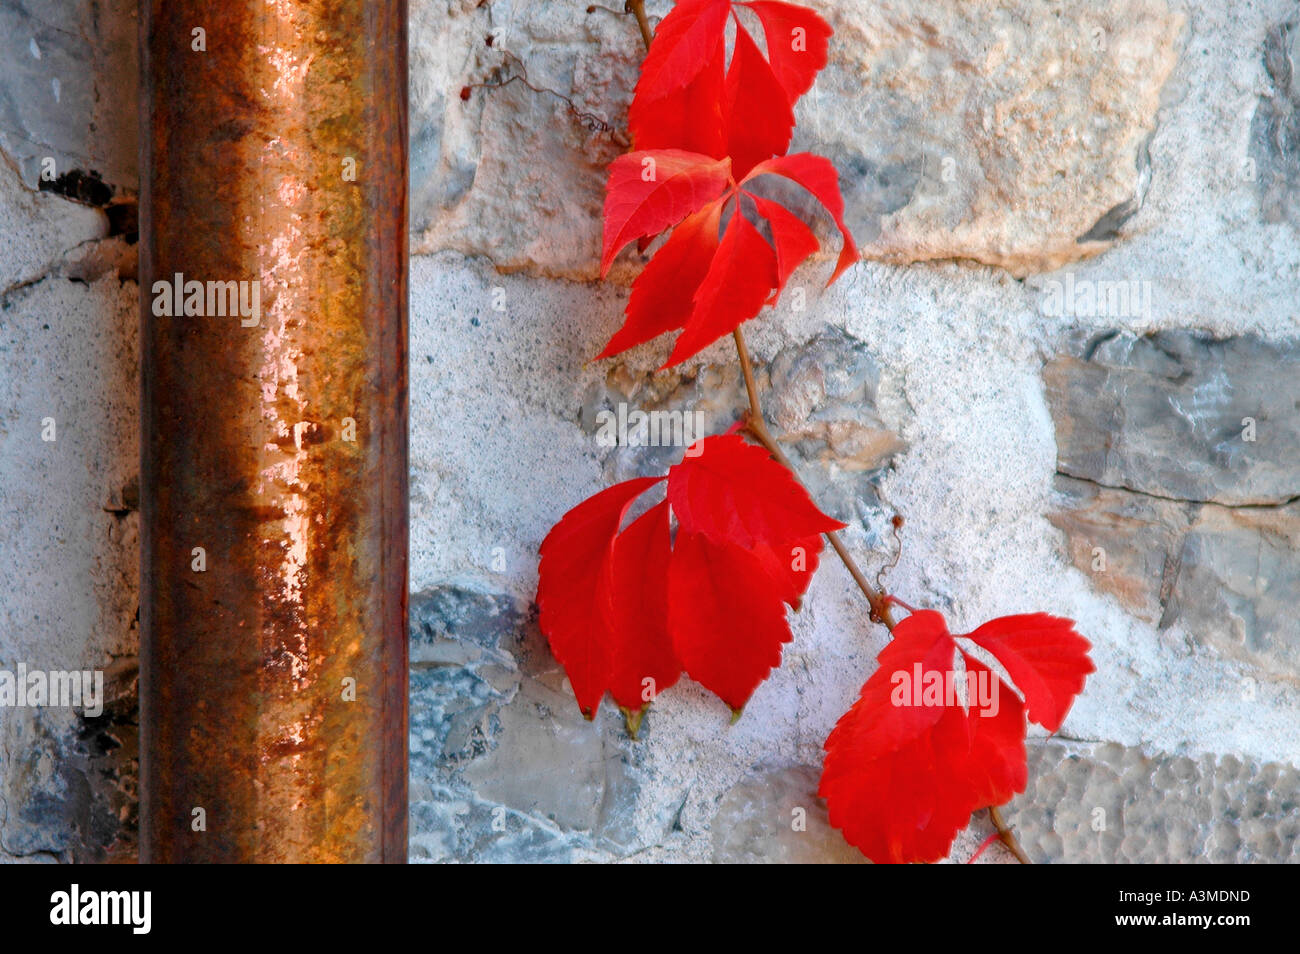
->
711;764;867;864
1045;330;1300;508
1003;740;1300;863
408;584;649;862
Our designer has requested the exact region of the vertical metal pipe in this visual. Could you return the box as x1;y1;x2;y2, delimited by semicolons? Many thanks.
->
139;1;408;862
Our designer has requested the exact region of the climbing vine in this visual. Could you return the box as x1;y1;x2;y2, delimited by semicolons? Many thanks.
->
534;0;1094;864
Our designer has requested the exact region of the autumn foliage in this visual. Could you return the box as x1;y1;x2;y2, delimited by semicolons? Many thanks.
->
819;611;1093;863
535;0;1095;864
538;434;841;718
599;0;855;366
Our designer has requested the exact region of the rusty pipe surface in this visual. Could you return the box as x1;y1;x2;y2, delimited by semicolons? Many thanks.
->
139;1;408;862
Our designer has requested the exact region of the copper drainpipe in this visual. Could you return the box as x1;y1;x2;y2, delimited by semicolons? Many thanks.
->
139;1;408;862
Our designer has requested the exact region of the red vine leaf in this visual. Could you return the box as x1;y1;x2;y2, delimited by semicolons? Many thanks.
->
749;192;821;302
629;26;728;159
536;476;663;717
665;210;777;366
953;655;1031;811
667;530;793;710
744;0;834;102
601;2;856;363
633;0;733;105
723;23;796;178
598;198;725;359
743;153;859;284
751;534;823;610
963;614;1095;733
630;0;829;167
667;433;845;547
601;149;732;277
604;500;681;713
537;435;844;717
599;156;858;363
819;610;1091;863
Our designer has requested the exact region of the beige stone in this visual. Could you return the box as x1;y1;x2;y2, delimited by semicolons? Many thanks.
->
410;0;1184;280
812;0;1185;276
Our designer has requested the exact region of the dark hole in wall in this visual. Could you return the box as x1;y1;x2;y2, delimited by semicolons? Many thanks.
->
38;169;138;244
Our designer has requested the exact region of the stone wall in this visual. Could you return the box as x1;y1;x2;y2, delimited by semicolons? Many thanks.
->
2;0;1299;863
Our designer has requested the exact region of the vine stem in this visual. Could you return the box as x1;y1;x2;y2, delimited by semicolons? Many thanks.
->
621;1;1029;866
736;327;1029;865
732;328;896;631
626;0;653;49
622;3;896;633
989;806;1032;864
